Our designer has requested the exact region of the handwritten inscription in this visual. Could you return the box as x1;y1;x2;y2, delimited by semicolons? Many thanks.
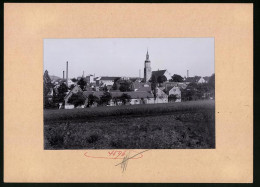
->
84;150;149;172
84;150;144;160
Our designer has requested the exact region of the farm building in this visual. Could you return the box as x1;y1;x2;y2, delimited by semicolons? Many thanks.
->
154;87;168;104
165;86;181;102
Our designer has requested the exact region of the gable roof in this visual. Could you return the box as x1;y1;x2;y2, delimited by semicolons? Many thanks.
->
151;70;167;78
64;85;82;100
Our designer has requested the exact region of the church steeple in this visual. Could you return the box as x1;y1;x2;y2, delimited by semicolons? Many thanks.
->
144;49;152;82
146;49;149;60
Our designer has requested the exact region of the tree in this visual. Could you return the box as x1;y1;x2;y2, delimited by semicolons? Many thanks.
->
170;74;184;82
69;84;75;90
150;74;157;97
119;93;132;105
103;85;108;92
53;83;68;104
71;78;77;83
157;75;167;84
78;78;87;90
68;92;86;108
87;94;99;107
208;73;215;98
43;70;53;97
208;74;215;89
43;70;54;108
100;92;112;105
119;81;131;92
112;97;120;106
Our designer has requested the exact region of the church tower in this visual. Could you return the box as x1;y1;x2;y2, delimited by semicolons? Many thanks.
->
144;50;152;82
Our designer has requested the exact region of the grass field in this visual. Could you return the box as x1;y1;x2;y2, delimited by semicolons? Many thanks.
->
44;100;215;149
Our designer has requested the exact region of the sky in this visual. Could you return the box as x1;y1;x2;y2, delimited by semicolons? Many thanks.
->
44;38;214;79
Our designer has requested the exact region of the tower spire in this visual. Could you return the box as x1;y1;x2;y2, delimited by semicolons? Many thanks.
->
146;48;149;60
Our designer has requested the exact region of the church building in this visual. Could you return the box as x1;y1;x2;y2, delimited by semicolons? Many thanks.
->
143;50;172;82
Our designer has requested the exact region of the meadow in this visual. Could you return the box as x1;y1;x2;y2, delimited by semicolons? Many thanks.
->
44;100;215;149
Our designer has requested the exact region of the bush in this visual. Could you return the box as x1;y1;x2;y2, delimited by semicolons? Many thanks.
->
68;92;86;107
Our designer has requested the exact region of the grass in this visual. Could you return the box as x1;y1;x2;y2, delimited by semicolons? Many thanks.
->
44;100;215;122
44;100;215;149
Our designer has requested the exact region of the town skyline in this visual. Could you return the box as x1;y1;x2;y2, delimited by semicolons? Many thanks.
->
44;38;214;79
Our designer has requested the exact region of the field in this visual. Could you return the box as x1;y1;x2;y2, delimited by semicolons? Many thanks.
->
44;100;215;149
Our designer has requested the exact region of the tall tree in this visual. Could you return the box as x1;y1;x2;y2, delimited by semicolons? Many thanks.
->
43;70;55;108
170;74;184;82
54;83;68;103
68;92;86;108
157;75;167;84
78;78;87;90
119;81;131;92
100;92;112;105
87;94;100;107
43;70;53;97
119;93;132;105
150;74;157;97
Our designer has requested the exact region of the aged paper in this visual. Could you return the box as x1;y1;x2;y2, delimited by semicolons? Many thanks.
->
4;3;253;182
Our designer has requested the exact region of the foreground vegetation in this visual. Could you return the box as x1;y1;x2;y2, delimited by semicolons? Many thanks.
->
44;100;215;149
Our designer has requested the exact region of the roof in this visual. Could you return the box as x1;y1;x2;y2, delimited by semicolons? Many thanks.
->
151;70;167;78
83;91;104;98
164;82;187;90
100;77;121;81
64;85;82;100
132;82;151;92
185;76;201;83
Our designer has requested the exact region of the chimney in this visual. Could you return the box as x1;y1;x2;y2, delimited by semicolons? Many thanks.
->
63;71;65;79
66;61;68;87
82;71;85;77
187;70;189;78
139;69;141;78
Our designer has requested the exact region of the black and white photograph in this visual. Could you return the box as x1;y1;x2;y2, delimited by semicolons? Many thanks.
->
43;38;215;150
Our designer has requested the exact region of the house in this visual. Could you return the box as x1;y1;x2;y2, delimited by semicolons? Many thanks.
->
109;91;154;105
197;77;206;84
166;86;181;102
64;85;83;109
164;82;187;90
154;87;168;104
203;76;210;83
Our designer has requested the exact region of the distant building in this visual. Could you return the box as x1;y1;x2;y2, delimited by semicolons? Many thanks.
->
86;74;95;84
97;76;120;86
184;76;206;84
